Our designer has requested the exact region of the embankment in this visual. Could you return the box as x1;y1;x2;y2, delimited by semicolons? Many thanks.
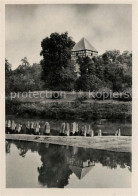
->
6;98;132;121
6;134;132;153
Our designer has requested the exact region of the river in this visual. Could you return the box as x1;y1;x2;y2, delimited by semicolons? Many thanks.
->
6;140;131;188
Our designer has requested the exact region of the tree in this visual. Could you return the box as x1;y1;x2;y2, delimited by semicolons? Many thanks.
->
5;58;11;75
21;57;30;67
102;50;132;91
93;56;104;80
8;60;44;92
75;56;105;91
102;50;120;63
17;57;30;71
40;32;76;90
5;59;13;94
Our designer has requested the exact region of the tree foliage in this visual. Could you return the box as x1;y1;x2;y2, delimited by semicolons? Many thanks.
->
5;59;44;94
5;59;12;94
74;56;105;91
75;50;132;92
40;32;76;90
5;36;132;94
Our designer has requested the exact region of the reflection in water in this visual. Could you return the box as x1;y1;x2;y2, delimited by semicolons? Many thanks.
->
6;141;11;154
6;140;132;188
38;144;72;188
67;157;95;179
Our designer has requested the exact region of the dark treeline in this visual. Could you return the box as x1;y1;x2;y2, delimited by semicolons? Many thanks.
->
5;32;132;94
5;58;44;94
75;51;132;92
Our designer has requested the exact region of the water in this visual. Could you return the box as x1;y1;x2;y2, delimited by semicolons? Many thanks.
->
6;140;131;188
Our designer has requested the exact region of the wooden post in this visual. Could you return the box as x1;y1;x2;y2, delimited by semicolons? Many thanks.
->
8;120;11;128
33;122;37;135
15;124;18;133
98;129;102;136
65;123;70;136
61;122;66;135
11;120;16;133
16;124;22;134
44;122;50;135
35;122;40;135
46;122;50;135
87;125;91;136
91;129;94;137
40;121;44;135
76;123;79;133
72;122;76;135
115;130;118;136
74;123;79;136
26;121;31;134
26;121;31;129
118;129;121;136
81;125;85;136
19;124;22;133
22;123;27;134
30;121;34;134
7;120;11;134
70;123;73;136
84;125;87;137
90;127;94;137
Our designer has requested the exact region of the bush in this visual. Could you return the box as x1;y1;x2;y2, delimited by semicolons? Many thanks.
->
52;92;63;99
75;94;88;102
91;91;111;100
113;92;132;101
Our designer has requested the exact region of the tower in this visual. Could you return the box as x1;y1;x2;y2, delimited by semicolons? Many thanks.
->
71;37;98;59
71;37;98;76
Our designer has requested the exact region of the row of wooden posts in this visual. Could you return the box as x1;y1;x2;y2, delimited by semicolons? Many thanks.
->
5;120;121;136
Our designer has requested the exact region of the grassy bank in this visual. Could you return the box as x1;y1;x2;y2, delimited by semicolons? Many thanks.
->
6;134;132;153
6;98;132;121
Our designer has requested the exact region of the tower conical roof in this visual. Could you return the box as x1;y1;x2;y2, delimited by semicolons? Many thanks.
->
72;37;98;52
69;165;93;179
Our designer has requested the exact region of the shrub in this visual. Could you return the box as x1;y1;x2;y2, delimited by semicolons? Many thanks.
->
75;94;88;102
113;92;132;101
52;92;63;99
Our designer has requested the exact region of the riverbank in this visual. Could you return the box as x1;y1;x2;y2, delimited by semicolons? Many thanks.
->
6;98;132;121
6;134;131;153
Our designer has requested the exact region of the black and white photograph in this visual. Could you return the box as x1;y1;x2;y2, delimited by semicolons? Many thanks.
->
4;3;133;189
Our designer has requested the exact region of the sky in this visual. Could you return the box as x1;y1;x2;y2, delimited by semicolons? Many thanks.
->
5;4;132;69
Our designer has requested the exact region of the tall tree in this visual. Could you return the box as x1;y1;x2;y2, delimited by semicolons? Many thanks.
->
75;56;104;91
5;59;12;94
40;32;76;90
16;57;30;71
21;57;30;67
5;58;11;75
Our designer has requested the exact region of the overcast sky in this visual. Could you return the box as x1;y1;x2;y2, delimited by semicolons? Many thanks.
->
5;4;132;69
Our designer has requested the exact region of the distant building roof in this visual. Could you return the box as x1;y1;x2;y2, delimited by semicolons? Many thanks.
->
69;165;93;179
72;37;98;52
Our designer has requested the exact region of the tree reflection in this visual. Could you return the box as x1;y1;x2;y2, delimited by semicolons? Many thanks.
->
37;145;131;187
73;147;131;171
37;144;72;188
14;141;29;157
6;140;132;187
6;140;11;154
